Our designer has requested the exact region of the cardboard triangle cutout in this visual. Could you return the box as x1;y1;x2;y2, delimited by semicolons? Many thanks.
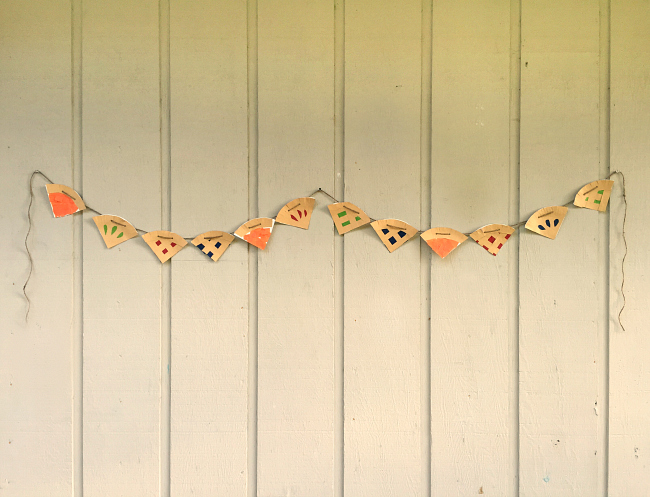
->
371;219;418;253
46;184;86;218
470;224;515;256
420;227;467;258
235;218;275;250
525;206;568;240
328;202;371;235
191;231;235;261
275;197;316;230
142;230;187;262
573;179;614;212
92;215;139;248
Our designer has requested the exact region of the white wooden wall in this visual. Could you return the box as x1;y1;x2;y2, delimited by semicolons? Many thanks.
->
2;1;649;496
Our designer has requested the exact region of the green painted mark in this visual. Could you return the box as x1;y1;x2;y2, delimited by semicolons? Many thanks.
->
597;190;604;194
341;220;351;227
111;225;117;235
594;199;601;204
117;232;124;238
103;224;108;235
338;211;347;218
355;216;361;221
585;197;589;202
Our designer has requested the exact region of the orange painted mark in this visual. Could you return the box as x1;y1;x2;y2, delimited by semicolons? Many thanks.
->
244;227;272;250
48;192;78;217
426;238;459;259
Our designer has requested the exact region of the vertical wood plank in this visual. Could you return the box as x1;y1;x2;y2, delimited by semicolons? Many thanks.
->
256;0;335;495
0;1;72;495
609;2;650;495
82;1;162;494
168;1;249;495
429;2;513;495
345;0;422;494
519;1;602;494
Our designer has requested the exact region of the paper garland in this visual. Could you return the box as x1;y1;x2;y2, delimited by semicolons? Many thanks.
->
371;219;418;252
525;206;568;240
92;215;139;248
192;231;235;261
276;197;315;230
43;177;616;263
235;218;275;250
142;231;187;262
328;202;371;235
46;184;86;218
470;224;515;256
421;228;467;258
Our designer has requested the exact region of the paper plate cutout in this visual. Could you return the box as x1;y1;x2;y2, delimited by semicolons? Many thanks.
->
370;219;418;253
525;206;568;240
191;231;235;261
328;202;371;235
92;215;139;248
420;227;468;258
574;179;614;212
142;230;187;263
275;197;316;230
235;218;275;250
45;184;86;218
470;224;515;256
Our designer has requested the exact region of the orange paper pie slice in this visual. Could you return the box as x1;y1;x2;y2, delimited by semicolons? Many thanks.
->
470;224;515;256
328;202;371;235
525;206;568;240
191;231;235;261
420;227;467;258
235;218;275;250
45;184;86;218
92;215;139;248
275;197;316;230
573;179;614;212
142;230;187;263
370;219;418;253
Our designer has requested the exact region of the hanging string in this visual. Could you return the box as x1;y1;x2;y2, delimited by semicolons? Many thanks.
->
24;171;628;330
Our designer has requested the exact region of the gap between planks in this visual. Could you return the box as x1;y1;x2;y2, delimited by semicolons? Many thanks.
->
509;0;522;494
71;0;83;493
159;0;172;495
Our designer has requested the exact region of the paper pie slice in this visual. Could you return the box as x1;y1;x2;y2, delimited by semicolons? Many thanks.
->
191;231;235;261
470;224;515;256
92;215;139;248
142;230;187;263
45;184;86;218
275;197;316;230
420;227;468;259
525;206;568;240
328;202;371;235
370;219;418;253
235;218;275;250
573;179;614;212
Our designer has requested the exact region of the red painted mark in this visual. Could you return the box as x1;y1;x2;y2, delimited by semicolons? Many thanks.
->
156;240;162;246
298;210;302;219
48;192;78;218
171;242;176;247
505;234;511;239
244;227;272;250
304;210;307;217
488;236;496;244
498;243;503;249
291;214;298;222
483;245;489;251
162;248;168;254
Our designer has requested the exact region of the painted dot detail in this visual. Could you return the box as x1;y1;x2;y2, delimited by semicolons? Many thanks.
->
156;240;162;246
162;248;168;254
488;236;496;244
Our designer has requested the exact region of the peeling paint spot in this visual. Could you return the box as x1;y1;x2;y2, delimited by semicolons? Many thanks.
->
543;476;550;483
478;486;484;494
